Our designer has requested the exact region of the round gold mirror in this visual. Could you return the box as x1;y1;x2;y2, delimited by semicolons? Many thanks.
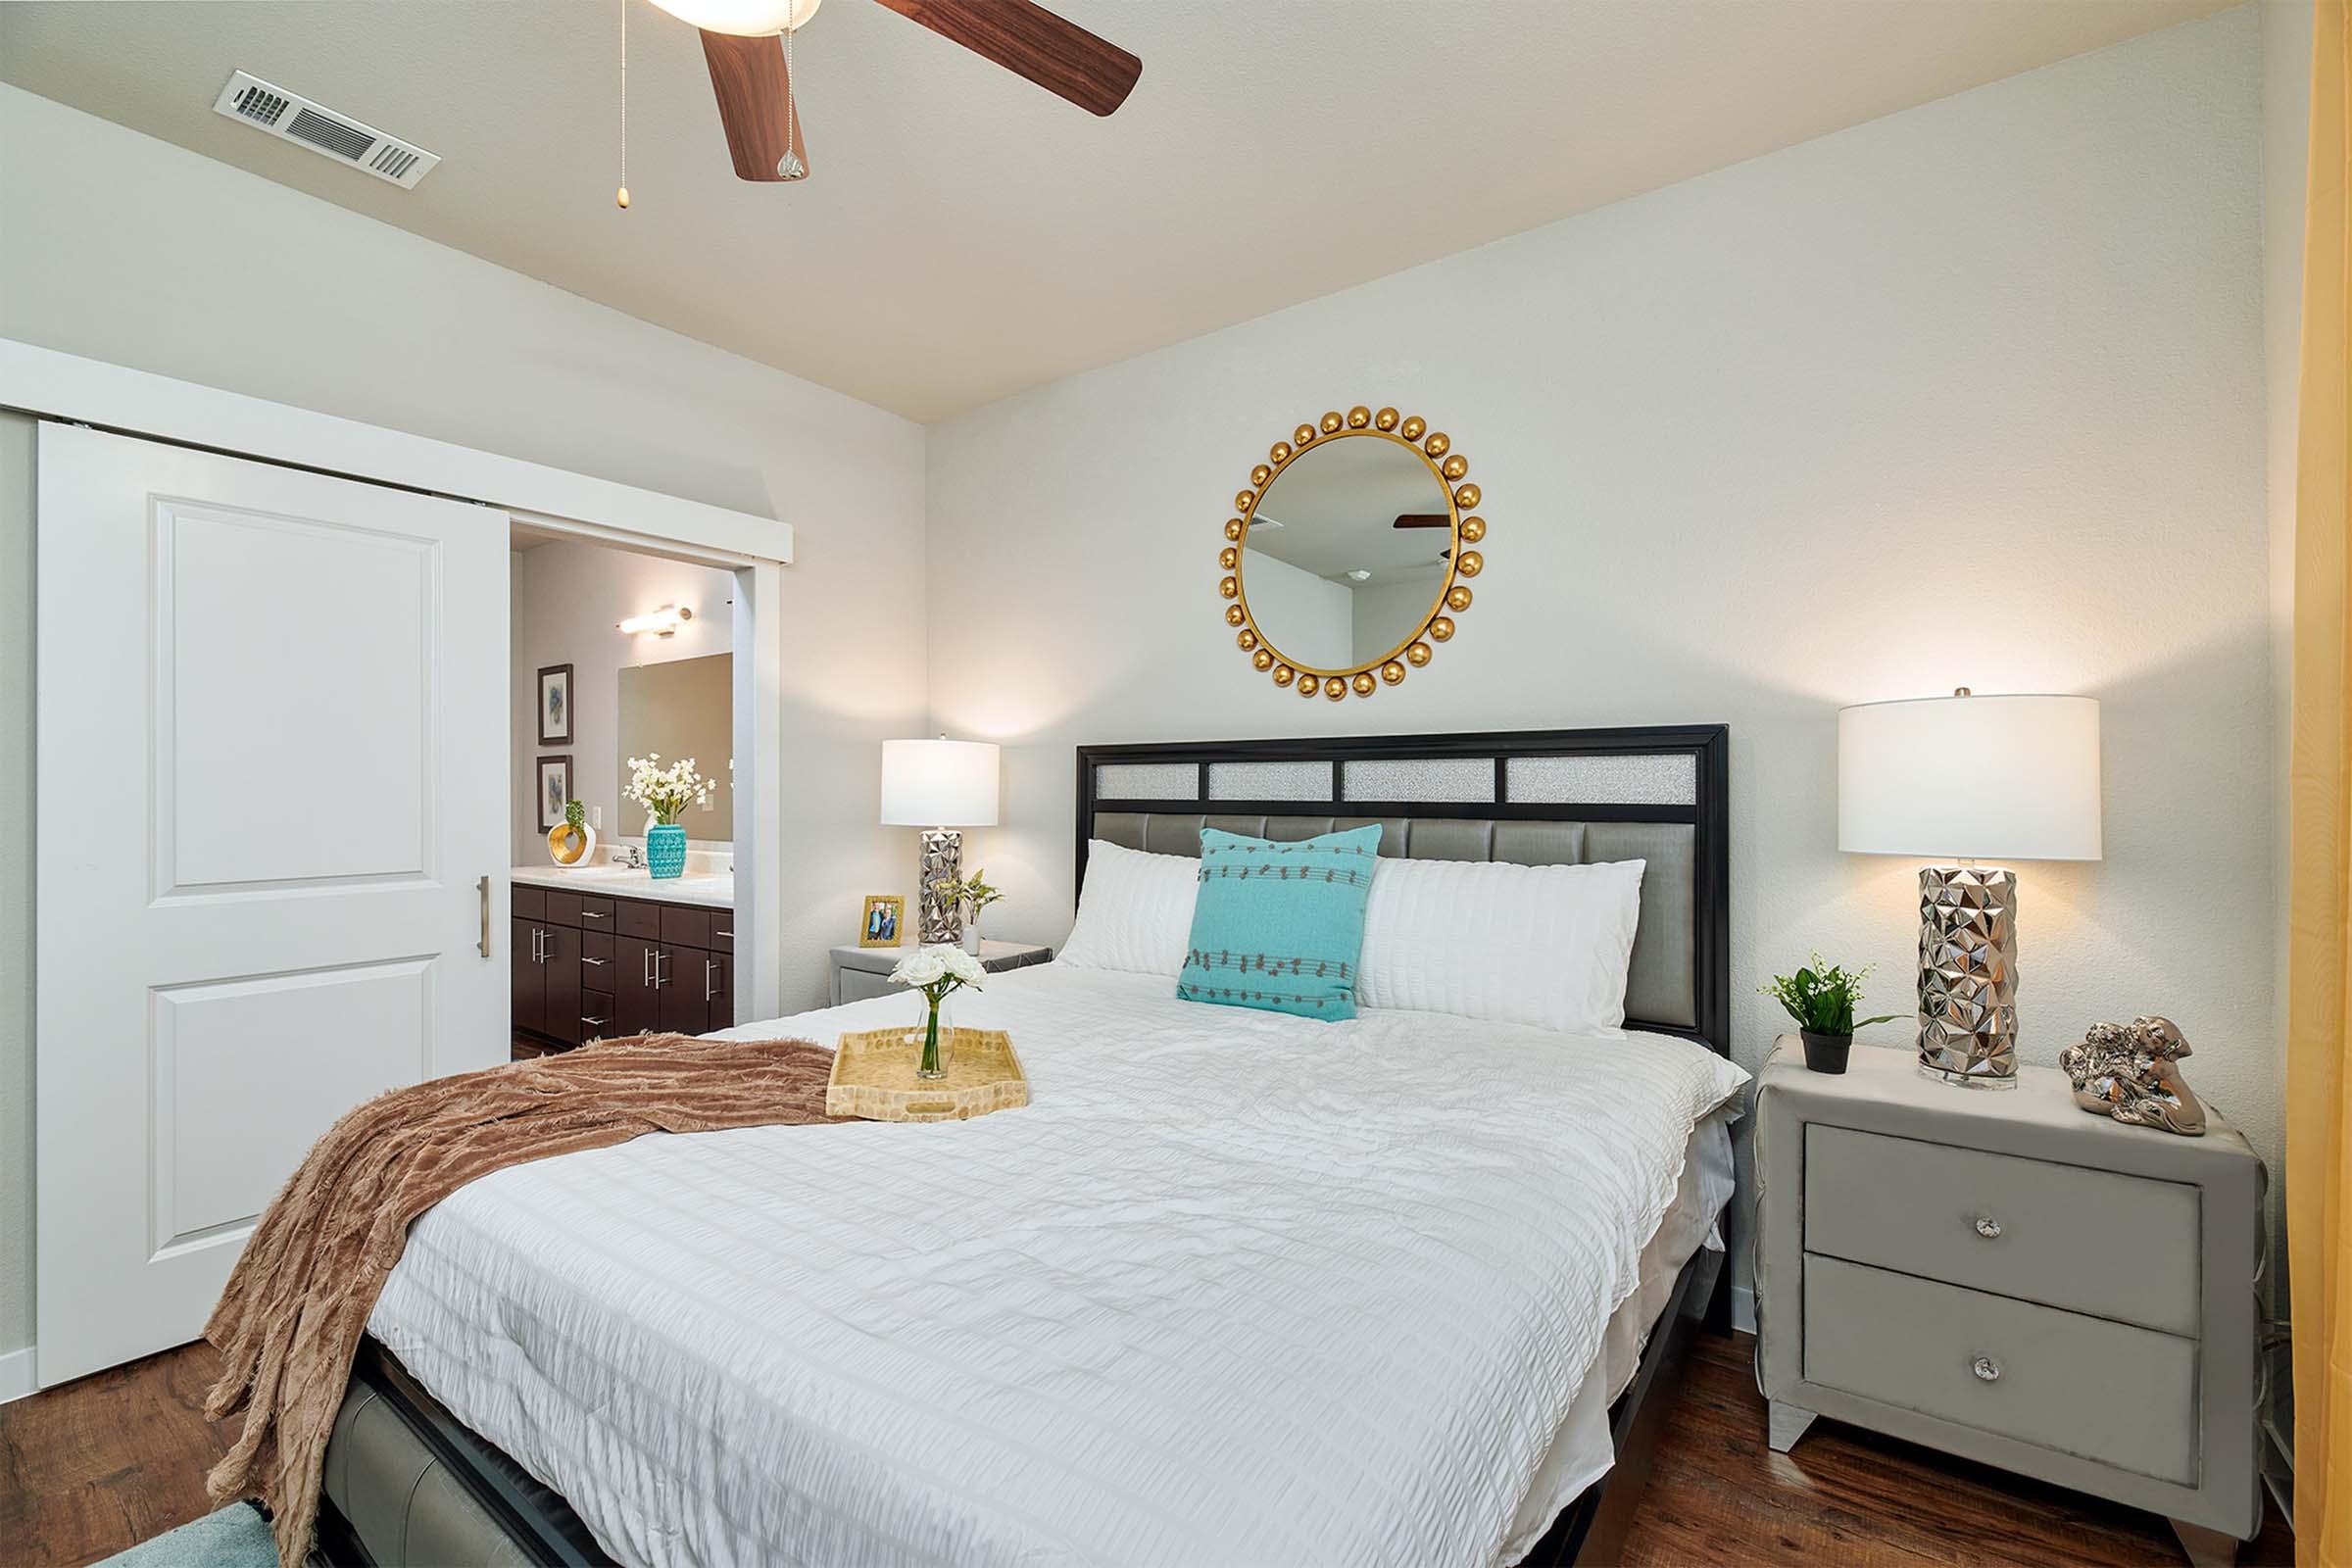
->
1218;407;1485;699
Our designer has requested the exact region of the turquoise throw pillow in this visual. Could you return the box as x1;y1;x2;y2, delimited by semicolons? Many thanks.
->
1176;824;1383;1020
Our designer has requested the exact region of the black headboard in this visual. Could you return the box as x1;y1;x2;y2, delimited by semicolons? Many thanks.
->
1074;725;1731;1055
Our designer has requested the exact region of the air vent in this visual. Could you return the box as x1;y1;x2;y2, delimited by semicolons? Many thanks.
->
210;71;439;189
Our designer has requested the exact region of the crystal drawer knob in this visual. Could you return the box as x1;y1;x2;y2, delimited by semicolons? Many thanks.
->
1971;1355;2001;1383
1973;1216;2002;1239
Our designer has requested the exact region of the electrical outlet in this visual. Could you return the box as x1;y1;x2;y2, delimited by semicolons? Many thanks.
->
591;805;603;829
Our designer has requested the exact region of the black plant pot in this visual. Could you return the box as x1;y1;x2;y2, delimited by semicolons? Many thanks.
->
1800;1029;1853;1074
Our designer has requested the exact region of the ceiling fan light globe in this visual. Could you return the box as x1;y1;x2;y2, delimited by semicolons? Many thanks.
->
650;0;820;37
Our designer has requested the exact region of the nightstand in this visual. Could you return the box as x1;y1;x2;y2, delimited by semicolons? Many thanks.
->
828;941;1053;1005
1755;1038;2265;1566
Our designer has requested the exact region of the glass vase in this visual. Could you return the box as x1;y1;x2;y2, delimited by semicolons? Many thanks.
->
913;993;953;1079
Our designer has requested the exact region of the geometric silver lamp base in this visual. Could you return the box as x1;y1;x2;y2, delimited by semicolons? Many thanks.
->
1916;863;2020;1091
917;827;964;946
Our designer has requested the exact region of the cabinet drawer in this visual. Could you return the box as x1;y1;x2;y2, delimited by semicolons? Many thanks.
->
1803;1254;2197;1484
578;989;615;1043
513;885;547;920
579;931;614;983
708;914;733;954
544;891;582;929
661;905;711;950
1805;1124;2200;1336
574;895;614;930
616;900;662;939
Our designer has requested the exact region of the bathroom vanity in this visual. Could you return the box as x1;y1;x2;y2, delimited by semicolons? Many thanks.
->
512;866;735;1048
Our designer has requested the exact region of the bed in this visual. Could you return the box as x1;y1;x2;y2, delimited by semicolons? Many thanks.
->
316;724;1740;1568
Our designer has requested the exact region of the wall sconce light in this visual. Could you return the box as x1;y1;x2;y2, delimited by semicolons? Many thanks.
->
617;606;694;637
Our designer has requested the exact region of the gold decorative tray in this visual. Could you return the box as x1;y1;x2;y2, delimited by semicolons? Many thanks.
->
826;1026;1029;1123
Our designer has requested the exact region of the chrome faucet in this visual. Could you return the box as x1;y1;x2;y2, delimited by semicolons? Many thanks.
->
620;845;645;870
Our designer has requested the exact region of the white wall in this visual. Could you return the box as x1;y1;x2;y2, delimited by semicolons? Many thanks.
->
927;11;2273;1288
0;84;930;1361
510;540;738;863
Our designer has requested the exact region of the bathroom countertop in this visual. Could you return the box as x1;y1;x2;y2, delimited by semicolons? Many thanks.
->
511;863;735;909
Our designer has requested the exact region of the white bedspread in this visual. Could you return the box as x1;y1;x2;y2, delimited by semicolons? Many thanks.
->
368;963;1748;1568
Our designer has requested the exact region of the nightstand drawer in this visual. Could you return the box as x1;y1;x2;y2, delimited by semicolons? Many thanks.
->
1803;1254;2197;1485
1805;1124;2200;1336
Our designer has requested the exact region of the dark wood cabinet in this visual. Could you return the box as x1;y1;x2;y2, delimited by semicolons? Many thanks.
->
514;884;735;1052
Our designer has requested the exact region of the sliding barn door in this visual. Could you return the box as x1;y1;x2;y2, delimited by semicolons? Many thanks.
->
35;424;510;1385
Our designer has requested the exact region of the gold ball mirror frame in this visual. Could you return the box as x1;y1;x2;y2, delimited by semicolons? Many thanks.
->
1217;406;1486;700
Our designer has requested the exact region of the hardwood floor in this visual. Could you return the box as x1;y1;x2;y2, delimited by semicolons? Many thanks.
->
0;1341;229;1568
0;1328;2294;1567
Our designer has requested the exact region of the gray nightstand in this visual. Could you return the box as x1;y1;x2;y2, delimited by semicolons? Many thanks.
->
1755;1038;2265;1566
828;941;1053;1006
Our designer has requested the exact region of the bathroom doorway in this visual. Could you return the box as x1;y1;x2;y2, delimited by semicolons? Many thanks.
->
507;514;770;1055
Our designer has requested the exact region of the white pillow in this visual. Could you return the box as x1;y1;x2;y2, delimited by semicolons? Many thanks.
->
1055;839;1201;978
1354;857;1646;1034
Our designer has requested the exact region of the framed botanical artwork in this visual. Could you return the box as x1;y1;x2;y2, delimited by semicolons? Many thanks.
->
858;894;905;949
537;663;574;746
536;755;573;833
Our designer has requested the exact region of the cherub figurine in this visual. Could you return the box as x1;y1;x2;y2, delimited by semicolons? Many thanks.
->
2056;1016;2206;1136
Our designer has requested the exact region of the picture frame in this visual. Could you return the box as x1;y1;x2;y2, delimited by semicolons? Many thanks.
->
537;663;573;746
536;755;573;833
858;894;905;949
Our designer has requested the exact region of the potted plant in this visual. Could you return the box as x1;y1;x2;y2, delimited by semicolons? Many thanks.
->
1762;955;1898;1074
934;868;1004;956
889;944;988;1079
623;754;711;880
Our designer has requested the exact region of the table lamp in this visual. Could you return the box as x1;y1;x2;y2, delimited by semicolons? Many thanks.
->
880;736;1000;945
1838;689;2102;1089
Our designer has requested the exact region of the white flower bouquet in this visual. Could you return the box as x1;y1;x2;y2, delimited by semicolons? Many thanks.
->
623;753;712;826
890;944;987;1078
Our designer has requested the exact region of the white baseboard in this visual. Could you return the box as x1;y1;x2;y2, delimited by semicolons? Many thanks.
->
1731;1283;1757;1335
0;1347;35;1404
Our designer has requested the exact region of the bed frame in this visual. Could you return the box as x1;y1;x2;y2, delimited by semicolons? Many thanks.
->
315;723;1733;1568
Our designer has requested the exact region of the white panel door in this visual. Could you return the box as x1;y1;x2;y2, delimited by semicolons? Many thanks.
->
35;423;510;1385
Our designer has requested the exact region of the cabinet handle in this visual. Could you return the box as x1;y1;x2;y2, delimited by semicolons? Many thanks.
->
582;956;608;968
580;1015;609;1027
1973;1216;2002;1240
642;947;654;987
532;928;547;964
653;950;668;990
714;927;732;938
1971;1355;2001;1383
581;909;606;920
477;875;493;958
705;959;718;1002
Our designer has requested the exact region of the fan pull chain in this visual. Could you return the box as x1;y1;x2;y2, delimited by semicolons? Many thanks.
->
778;13;806;180
615;0;631;209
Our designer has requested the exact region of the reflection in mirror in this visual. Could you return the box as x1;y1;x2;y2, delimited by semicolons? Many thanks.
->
617;652;734;839
1244;436;1453;672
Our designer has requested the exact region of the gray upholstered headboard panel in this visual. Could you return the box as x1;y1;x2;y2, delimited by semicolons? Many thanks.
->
1074;728;1730;1054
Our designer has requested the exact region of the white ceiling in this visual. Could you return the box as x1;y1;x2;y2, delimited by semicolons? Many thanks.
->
0;0;2227;422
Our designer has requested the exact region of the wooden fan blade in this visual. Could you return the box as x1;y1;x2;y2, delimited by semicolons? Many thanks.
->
700;29;811;181
1393;514;1451;529
867;0;1140;116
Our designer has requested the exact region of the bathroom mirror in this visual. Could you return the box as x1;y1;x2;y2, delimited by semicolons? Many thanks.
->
1219;407;1486;699
616;652;734;838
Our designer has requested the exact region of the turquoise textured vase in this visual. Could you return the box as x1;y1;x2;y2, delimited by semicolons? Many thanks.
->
646;822;687;879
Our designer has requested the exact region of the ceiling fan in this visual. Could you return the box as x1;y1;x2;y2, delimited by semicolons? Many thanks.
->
646;0;1142;183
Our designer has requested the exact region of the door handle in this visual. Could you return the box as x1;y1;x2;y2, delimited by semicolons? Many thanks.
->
478;875;493;958
705;958;717;1002
642;947;654;987
653;950;669;990
529;927;541;964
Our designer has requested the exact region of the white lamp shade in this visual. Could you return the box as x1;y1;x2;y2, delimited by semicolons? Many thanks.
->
1838;693;2101;861
879;738;1000;827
